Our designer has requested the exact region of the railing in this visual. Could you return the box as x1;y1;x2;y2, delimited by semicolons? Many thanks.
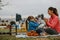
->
0;25;17;35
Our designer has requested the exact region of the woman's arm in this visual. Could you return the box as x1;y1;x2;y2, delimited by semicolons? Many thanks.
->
46;17;58;28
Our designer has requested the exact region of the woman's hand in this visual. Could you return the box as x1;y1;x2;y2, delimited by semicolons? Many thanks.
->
44;18;48;22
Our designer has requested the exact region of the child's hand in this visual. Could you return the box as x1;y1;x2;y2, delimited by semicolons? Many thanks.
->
44;27;48;29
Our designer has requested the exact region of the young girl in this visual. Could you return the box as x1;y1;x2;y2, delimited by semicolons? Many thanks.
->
27;16;39;32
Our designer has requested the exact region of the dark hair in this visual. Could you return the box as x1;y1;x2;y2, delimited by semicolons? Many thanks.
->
38;15;41;17
40;14;44;19
48;7;58;16
26;16;34;30
35;17;38;20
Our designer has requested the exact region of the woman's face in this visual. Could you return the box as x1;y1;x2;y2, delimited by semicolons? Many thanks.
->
48;10;53;16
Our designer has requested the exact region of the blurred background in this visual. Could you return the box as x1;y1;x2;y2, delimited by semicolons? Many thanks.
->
0;0;60;19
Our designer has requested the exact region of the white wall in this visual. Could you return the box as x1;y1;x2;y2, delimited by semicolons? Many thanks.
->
0;0;60;18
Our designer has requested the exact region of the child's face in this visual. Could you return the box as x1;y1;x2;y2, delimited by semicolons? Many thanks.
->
31;19;34;21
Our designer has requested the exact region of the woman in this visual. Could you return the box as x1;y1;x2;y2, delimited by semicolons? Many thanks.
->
44;7;60;35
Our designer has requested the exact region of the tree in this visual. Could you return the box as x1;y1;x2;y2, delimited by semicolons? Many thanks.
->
1;20;4;22
0;0;1;2
10;21;16;25
6;20;8;22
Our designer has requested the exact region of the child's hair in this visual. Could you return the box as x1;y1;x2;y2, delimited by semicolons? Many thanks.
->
38;15;41;18
48;7;58;16
40;14;44;20
38;14;44;20
27;16;34;21
26;16;34;31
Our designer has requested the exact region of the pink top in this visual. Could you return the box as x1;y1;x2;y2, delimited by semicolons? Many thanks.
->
46;14;60;33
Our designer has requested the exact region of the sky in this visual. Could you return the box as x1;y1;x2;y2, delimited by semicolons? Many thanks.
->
0;0;60;18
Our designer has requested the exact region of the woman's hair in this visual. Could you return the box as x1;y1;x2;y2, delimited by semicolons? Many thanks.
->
48;7;58;16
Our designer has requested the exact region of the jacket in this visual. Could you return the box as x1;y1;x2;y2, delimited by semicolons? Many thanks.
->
46;14;60;33
28;21;39;31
